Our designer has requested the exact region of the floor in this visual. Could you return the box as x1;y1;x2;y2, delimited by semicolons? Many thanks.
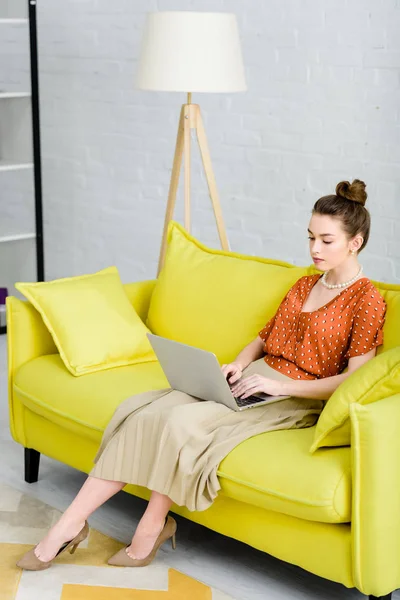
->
0;334;387;600
1;481;235;600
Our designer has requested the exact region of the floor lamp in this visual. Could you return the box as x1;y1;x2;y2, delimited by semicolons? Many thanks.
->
136;12;247;274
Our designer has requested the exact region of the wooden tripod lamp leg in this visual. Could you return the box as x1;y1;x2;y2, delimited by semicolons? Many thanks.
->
196;107;230;251
157;102;230;276
183;104;191;232
157;107;185;276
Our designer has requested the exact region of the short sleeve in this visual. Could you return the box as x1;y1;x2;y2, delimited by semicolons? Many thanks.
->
345;292;387;359
259;316;276;342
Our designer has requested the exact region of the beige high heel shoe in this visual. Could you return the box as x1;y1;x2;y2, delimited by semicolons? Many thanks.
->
108;515;177;567
16;521;89;571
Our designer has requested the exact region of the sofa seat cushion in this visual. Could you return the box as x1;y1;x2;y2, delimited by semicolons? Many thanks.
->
218;427;351;524
14;355;169;442
15;355;351;524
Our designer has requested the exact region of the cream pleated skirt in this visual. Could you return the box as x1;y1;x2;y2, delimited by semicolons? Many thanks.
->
91;358;324;512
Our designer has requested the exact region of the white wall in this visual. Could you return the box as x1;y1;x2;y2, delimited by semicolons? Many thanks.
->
1;0;400;285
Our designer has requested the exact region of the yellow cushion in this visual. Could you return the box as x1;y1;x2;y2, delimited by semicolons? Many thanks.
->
372;285;400;352
15;354;350;523
15;267;156;377
147;222;308;363
218;426;351;524
14;354;169;441
123;280;157;322
311;346;400;452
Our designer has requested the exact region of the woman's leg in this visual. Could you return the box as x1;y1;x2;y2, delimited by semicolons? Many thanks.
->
127;491;174;559
35;476;125;562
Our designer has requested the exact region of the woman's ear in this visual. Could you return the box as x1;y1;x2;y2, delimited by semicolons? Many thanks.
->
349;234;363;253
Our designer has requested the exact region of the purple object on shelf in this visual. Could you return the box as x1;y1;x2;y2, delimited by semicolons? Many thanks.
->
0;288;8;305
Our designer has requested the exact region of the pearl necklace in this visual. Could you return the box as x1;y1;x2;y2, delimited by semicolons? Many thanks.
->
321;266;363;290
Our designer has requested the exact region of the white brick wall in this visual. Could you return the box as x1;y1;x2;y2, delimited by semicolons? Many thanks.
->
1;0;400;285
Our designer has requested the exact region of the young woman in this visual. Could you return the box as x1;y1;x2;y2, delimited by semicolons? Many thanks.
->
17;179;386;571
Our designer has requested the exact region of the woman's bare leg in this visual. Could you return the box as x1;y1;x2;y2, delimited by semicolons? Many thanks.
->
35;476;125;562
127;491;174;559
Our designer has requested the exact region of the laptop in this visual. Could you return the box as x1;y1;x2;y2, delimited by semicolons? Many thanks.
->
147;334;291;412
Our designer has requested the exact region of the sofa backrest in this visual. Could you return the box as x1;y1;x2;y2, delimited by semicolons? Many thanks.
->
146;222;400;363
147;224;308;363
368;283;400;353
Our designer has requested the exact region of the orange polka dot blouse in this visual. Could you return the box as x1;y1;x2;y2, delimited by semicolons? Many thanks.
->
259;275;387;381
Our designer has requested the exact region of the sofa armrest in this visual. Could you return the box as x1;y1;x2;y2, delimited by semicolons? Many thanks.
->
6;280;156;444
350;393;400;597
6;296;57;443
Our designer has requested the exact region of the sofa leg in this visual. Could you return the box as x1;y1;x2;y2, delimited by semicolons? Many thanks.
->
369;594;392;599
24;448;40;483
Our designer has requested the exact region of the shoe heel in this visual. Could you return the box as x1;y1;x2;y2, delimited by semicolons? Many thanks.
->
171;533;176;550
69;522;89;555
70;542;80;555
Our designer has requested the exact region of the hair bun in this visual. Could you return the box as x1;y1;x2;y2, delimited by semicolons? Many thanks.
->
336;179;367;206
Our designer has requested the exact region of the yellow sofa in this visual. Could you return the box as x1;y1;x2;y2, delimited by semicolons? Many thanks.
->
6;227;400;600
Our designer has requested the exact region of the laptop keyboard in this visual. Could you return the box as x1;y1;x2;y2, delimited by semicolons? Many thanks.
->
234;395;266;408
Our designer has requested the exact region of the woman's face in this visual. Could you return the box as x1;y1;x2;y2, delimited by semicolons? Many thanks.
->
308;214;360;271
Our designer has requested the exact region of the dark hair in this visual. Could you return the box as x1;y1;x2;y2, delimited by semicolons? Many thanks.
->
312;179;370;252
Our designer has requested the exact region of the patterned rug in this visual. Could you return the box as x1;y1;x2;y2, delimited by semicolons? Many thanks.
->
0;483;233;599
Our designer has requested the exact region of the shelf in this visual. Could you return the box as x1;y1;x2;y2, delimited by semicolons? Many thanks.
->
0;95;33;164
0;233;36;243
0;18;28;24
0;0;42;326
0;92;31;99
0;161;33;172
0;96;33;169
0;236;36;300
0;234;36;300
0;0;27;20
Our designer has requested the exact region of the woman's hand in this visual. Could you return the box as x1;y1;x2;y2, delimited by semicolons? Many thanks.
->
221;362;243;384
230;374;287;399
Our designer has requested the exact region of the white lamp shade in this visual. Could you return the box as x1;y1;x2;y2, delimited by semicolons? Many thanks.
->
136;11;247;93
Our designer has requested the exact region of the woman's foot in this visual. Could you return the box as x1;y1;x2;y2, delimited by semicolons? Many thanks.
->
108;516;177;567
126;517;165;560
34;518;87;563
17;520;89;571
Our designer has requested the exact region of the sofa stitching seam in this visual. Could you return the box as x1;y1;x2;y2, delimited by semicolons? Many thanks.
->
172;222;296;268
13;384;104;433
349;404;363;590
331;469;351;519
217;471;344;511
